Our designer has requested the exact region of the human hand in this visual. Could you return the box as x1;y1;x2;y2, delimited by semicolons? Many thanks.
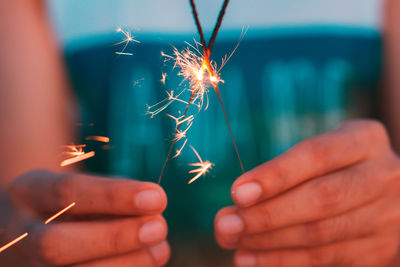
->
1;170;169;267
215;120;400;267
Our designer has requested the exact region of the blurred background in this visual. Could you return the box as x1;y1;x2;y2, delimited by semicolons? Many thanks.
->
46;0;383;265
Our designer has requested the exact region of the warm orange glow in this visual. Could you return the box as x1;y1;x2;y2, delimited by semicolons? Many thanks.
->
60;151;95;167
0;233;28;253
161;72;167;84
45;202;76;224
61;144;86;157
150;33;247;183
188;146;213;184
85;136;110;143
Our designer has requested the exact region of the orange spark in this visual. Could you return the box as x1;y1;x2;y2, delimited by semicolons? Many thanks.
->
0;233;28;253
60;151;95;167
160;43;224;111
161;73;167;84
61;144;86;157
188;146;213;184
85;136;110;143
173;139;188;158
45;202;76;224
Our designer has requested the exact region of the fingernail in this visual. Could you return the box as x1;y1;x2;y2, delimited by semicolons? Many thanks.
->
217;214;244;235
233;182;262;206
136;190;163;211
235;251;257;267
149;241;170;264
139;221;166;244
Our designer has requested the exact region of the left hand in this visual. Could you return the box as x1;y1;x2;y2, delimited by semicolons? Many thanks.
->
215;120;400;267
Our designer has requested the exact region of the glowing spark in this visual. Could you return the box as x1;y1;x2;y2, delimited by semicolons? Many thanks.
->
85;136;110;143
161;73;167;84
162;44;224;111
115;27;140;56
45;202;76;224
146;100;174;118
115;52;133;56
61;144;86;157
166;90;199;107
188;146;213;184
60;151;95;167
173;121;192;142
148;42;226;122
166;114;194;127
0;233;28;253
173;139;187;158
155;1;246;184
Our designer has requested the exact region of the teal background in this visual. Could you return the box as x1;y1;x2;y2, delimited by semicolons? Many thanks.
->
65;26;382;266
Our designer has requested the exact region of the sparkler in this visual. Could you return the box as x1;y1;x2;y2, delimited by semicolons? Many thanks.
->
0;202;76;253
60;145;95;167
0;233;28;253
45;202;76;224
161;73;167;85
188;146;213;184
115;27;140;56
149;0;244;184
85;136;110;143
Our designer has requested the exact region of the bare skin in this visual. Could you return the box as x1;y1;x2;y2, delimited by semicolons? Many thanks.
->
215;1;400;266
0;1;170;266
1;0;400;266
215;120;400;266
2;171;170;266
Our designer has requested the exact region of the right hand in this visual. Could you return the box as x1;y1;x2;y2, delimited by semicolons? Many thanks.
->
0;170;169;267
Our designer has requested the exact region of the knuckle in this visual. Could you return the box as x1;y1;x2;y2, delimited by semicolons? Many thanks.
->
298;138;330;169
312;179;343;212
10;169;44;196
305;218;347;247
269;163;288;193
365;120;388;140
105;183;124;209
258;205;275;230
108;225;127;252
340;120;390;155
107;220;137;253
357;120;390;147
9;169;50;206
54;174;75;207
304;221;332;246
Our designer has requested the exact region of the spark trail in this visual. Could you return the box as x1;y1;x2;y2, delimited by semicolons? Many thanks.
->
154;0;244;184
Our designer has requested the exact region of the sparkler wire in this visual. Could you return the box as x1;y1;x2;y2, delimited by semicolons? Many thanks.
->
208;0;230;53
0;233;28;253
158;90;197;184
158;0;243;184
214;85;244;173
189;0;207;49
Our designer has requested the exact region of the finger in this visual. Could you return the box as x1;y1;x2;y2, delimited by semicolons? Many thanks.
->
233;235;397;267
30;215;167;266
214;207;241;250
72;242;170;267
238;199;384;250
11;170;167;215
217;161;387;235
231;120;390;207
